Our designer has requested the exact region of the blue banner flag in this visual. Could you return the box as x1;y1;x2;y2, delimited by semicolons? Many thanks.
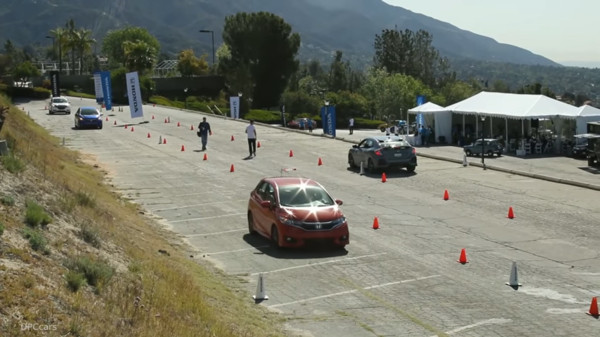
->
320;105;337;137
100;71;112;110
93;72;103;104
417;95;426;106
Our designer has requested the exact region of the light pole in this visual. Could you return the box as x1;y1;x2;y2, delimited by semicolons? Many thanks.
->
199;29;215;67
46;35;61;74
480;115;486;170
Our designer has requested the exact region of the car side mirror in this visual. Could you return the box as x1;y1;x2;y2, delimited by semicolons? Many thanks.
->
335;199;343;206
352;145;358;148
260;200;272;208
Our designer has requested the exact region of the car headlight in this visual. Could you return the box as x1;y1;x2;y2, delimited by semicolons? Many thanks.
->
278;214;298;226
330;217;346;226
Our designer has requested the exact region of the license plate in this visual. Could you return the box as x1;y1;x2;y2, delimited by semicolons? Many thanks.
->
394;153;402;157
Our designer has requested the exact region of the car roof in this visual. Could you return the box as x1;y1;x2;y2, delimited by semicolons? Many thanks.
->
52;96;68;100
369;135;407;142
80;106;98;110
262;177;320;188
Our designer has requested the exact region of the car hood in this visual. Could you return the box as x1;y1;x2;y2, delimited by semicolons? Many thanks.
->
281;206;344;222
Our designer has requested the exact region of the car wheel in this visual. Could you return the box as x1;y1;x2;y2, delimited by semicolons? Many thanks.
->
406;165;415;173
98;124;103;130
487;150;494;157
49;111;54;115
496;153;502;157
348;154;357;169
380;127;386;132
465;150;472;156
247;212;257;235
271;225;280;248
367;158;376;173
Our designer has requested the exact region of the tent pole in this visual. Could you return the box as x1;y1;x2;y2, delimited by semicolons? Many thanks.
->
505;118;508;153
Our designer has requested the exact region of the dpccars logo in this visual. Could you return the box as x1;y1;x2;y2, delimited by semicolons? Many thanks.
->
21;322;58;331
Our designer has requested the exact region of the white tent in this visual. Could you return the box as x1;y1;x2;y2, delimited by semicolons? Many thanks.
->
574;105;600;134
407;102;451;144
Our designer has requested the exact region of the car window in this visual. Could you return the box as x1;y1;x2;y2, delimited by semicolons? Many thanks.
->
80;109;98;116
53;98;68;103
358;139;370;149
279;185;334;207
382;140;410;148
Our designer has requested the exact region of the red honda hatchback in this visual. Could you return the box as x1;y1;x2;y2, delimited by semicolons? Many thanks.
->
247;177;349;248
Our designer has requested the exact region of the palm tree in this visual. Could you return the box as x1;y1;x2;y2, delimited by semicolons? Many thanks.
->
48;27;66;74
123;40;157;74
73;29;95;74
65;19;77;74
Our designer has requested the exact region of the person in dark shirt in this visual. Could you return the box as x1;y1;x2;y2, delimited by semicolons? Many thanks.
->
198;117;212;151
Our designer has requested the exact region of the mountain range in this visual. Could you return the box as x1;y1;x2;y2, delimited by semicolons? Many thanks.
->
1;0;559;68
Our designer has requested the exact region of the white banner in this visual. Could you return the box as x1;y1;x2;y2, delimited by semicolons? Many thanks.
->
126;71;144;119
93;72;103;103
230;96;240;119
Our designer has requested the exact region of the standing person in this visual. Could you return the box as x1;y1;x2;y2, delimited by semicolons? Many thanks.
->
197;117;211;151
245;119;257;157
349;117;355;135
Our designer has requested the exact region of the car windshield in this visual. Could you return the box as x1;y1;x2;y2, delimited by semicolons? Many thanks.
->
80;109;98;116
278;185;334;207
53;98;68;103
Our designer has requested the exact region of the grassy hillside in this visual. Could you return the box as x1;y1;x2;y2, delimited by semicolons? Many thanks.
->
0;95;286;336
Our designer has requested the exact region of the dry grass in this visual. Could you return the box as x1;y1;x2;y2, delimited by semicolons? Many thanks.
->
0;95;287;337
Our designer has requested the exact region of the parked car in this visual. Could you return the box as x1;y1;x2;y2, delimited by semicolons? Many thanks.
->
463;138;503;157
573;134;600;159
287;118;316;130
49;96;71;115
247;177;349;249
74;106;103;129
378;120;416;134
348;135;417;172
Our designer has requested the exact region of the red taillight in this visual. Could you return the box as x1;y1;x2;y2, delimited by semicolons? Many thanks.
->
375;150;382;156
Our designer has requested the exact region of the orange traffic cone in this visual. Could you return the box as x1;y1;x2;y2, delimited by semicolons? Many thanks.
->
257;141;261;148
458;248;468;264
130;126;134;132
443;189;450;201
147;132;151;138
163;138;167;144
318;157;323;166
164;118;168;123
588;297;599;317
230;164;235;172
231;135;235;141
177;122;181;127
289;149;294;157
203;153;208;161
190;125;194;130
124;124;128;129
381;172;387;183
152;115;155;119
181;145;185;151
153;104;156;107
372;216;380;230
507;207;515;219
105;116;109;121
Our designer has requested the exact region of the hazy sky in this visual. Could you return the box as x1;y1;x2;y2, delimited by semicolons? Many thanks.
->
383;0;600;67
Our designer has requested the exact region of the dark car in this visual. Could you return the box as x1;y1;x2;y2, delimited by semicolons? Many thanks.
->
348;135;417;172
573;134;600;159
74;106;103;129
247;177;349;249
463;138;503;157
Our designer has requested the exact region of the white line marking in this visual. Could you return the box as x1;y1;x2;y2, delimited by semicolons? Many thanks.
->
250;253;388;276
269;275;441;308
186;228;246;237
546;308;584;314
437;318;512;336
153;199;247;212
169;213;246;223
206;245;270;255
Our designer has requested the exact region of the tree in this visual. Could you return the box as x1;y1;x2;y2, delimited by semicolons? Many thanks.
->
220;12;300;109
177;49;208;77
13;61;40;85
48;28;67;73
73;28;95;74
373;28;447;87
328;51;348;92
102;27;160;72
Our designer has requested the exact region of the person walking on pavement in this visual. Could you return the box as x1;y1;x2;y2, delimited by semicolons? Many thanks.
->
246;119;257;157
197;117;211;151
349;117;354;135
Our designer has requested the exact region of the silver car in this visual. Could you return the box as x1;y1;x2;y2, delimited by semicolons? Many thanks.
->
49;96;71;115
348;136;417;172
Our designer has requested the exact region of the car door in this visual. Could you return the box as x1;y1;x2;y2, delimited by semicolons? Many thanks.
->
354;139;374;164
252;182;276;235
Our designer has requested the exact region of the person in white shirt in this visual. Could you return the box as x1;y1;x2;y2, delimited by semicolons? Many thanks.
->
245;120;257;157
349;117;354;135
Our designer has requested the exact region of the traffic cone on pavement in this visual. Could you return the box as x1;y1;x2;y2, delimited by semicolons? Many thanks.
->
587;297;599;317
318;157;323;166
443;189;450;201
462;153;468;167
177;122;181;127
124;124;128;129
164;118;168;123
130;126;134;132
381;172;387;183
105;116;109;121
163;138;167;144
231;135;235;141
147;132;151;138
458;248;468;264
230;164;235;173
257;141;261;148
372;216;380;229
507;207;515;219
158;135;162;144
203;153;207;161
113;120;116;125
359;161;365;175
181;145;185;151
252;273;269;302
506;261;522;288
152;115;155;119
289;149;294;157
190;124;194;130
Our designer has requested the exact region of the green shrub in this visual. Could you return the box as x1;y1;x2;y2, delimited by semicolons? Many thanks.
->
75;191;95;208
22;227;50;254
0;153;25;174
0;222;4;236
0;194;15;206
66;256;114;288
65;270;87;292
80;224;101;248
244;109;282;124
24;199;52;227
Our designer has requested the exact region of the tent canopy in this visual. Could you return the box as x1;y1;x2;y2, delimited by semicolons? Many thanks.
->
444;91;579;119
407;102;446;114
575;104;600;118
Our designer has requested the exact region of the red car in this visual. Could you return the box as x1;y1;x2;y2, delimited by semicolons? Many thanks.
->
247;177;349;248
